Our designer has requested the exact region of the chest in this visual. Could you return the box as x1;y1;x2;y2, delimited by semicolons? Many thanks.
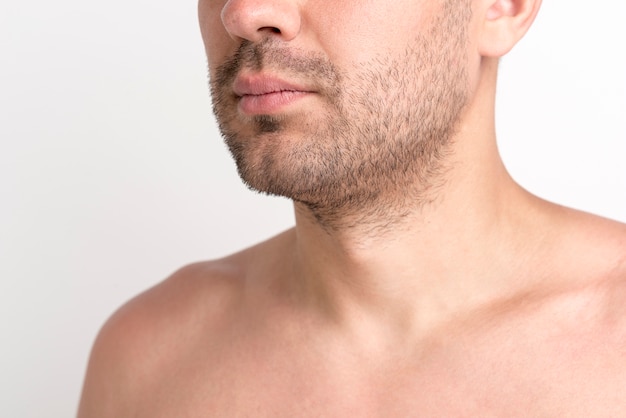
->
137;336;626;417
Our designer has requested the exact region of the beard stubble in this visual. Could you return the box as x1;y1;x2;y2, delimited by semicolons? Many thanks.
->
210;1;471;230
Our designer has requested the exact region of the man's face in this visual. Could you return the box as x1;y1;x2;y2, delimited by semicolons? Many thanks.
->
200;0;473;217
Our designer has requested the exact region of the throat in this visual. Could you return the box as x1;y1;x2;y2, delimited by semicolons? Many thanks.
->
292;178;445;236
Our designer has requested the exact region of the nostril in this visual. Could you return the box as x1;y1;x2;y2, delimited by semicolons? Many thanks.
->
260;26;282;34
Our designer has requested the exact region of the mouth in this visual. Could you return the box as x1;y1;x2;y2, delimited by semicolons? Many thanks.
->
233;74;315;116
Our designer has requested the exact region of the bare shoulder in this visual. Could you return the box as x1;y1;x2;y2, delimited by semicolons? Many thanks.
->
545;205;626;280
547;208;626;343
516;205;626;347
572;210;626;252
556;215;626;408
555;207;626;310
77;251;254;417
589;215;626;325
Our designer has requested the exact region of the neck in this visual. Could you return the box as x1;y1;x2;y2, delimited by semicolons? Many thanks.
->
286;70;548;342
290;162;541;345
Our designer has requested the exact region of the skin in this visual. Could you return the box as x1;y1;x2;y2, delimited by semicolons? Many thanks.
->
78;0;626;416
210;0;471;229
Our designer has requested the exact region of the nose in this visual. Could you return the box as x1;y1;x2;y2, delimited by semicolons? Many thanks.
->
221;0;301;43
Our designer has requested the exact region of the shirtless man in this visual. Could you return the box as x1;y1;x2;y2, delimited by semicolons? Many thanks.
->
78;0;626;416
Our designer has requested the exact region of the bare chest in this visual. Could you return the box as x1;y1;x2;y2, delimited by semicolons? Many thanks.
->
136;333;626;417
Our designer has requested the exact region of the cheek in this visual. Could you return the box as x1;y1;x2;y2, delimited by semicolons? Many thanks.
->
463;22;485;91
306;1;431;66
198;0;235;72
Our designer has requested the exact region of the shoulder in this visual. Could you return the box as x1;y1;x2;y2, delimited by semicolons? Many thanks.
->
553;211;626;345
77;228;298;416
544;205;626;281
105;255;251;343
521;206;626;338
570;210;626;251
77;256;249;416
554;209;626;316
581;213;626;279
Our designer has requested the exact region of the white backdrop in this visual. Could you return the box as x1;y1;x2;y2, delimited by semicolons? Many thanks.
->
1;1;624;416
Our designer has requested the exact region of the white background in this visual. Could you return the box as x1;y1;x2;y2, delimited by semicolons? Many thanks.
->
1;1;624;416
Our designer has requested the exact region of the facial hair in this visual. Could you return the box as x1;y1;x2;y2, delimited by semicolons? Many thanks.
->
210;1;471;230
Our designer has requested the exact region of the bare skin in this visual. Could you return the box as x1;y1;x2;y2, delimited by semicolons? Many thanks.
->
79;0;626;416
78;211;626;417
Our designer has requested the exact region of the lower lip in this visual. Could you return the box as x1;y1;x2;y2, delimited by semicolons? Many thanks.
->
238;91;311;115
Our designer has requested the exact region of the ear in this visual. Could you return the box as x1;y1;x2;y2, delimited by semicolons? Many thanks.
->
477;0;542;57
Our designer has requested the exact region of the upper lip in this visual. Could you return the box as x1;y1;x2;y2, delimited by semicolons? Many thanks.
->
233;74;313;97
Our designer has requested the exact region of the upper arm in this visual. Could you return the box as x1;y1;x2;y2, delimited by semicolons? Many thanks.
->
77;298;152;417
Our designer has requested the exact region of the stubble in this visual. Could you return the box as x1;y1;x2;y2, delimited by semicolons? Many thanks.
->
210;1;471;230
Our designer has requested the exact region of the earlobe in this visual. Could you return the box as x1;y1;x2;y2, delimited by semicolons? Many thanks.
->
478;0;542;57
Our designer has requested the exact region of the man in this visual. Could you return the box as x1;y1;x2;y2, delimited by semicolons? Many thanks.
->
78;0;626;415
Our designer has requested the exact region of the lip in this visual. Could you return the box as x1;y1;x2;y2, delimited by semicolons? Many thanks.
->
233;74;315;115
